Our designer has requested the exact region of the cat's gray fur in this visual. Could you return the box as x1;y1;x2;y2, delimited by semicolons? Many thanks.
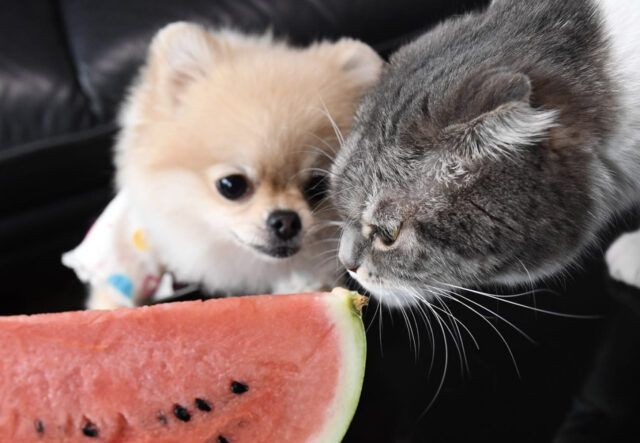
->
331;0;640;306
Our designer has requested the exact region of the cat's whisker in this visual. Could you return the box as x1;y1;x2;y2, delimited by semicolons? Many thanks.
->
286;165;324;185
411;290;438;378
424;299;480;351
329;272;347;289
314;257;340;271
435;296;470;376
307;226;339;237
316;254;342;270
465;289;553;299
319;102;346;147
310;218;344;226
397;297;418;357
307;191;330;205
298;145;336;163
439;282;599;319
313;257;340;269
416;302;449;420
302;144;337;163
402;291;436;368
312;245;340;255
306;234;340;245
407;291;468;380
308;221;344;232
310;209;334;220
309;194;333;208
299;166;338;178
432;299;465;376
311;247;340;258
307;222;342;235
393;297;411;349
405;287;466;379
365;295;382;334
308;253;339;267
517;258;538;319
408;301;424;358
418;276;552;300
438;287;535;344
308;132;340;155
435;290;521;378
304;237;339;247
309;242;339;250
310;203;336;217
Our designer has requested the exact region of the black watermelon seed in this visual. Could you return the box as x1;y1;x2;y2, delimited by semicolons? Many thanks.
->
157;413;168;425
82;422;99;438
195;398;212;412
34;419;44;434
230;381;248;394
218;436;229;443
173;404;191;422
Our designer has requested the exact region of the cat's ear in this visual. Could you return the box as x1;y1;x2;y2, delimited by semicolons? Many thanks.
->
146;22;217;107
325;38;385;88
463;67;533;115
447;68;558;159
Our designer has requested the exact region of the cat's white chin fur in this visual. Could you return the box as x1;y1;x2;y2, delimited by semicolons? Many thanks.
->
348;270;430;308
606;229;640;289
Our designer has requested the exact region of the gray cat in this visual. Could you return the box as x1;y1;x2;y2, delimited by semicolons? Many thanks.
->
331;0;640;307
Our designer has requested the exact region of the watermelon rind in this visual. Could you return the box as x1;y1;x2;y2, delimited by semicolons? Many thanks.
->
308;287;367;443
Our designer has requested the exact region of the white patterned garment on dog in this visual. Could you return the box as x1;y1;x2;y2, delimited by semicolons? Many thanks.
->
62;191;168;307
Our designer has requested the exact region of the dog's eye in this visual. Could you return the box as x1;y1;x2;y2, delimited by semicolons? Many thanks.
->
302;175;328;207
216;174;250;201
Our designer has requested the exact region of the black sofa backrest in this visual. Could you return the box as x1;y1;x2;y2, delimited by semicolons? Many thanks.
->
1;0;488;152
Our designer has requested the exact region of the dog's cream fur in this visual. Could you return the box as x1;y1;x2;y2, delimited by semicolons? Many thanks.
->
89;23;382;308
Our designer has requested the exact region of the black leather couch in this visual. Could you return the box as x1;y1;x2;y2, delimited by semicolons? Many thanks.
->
2;1;639;442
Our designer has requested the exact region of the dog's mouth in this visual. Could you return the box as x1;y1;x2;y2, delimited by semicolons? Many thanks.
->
230;231;302;259
252;244;301;259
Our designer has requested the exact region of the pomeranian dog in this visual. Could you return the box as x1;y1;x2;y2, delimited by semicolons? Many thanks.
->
63;22;383;309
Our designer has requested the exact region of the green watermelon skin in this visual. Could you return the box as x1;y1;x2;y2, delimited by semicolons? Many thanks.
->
0;289;366;442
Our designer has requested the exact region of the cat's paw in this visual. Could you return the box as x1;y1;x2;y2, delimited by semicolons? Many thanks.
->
606;229;640;289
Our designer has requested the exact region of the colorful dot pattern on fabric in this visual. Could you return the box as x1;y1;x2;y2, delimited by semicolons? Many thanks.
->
132;229;150;252
107;274;134;299
62;192;165;307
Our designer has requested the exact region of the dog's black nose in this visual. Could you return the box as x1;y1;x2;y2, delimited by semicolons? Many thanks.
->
267;210;302;241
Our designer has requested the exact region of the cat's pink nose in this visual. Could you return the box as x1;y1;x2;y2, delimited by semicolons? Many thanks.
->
346;265;359;273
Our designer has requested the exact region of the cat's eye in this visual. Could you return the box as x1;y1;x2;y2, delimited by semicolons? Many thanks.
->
216;174;250;201
302;175;328;207
371;226;400;247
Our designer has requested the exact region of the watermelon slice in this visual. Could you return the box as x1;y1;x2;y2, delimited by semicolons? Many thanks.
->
0;288;367;442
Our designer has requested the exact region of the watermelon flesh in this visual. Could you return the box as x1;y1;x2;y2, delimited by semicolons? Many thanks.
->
0;288;367;442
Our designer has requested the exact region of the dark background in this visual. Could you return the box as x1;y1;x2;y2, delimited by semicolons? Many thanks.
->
1;1;639;441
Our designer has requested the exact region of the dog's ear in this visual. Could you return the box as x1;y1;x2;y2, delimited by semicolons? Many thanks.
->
147;22;216;107
326;38;385;89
